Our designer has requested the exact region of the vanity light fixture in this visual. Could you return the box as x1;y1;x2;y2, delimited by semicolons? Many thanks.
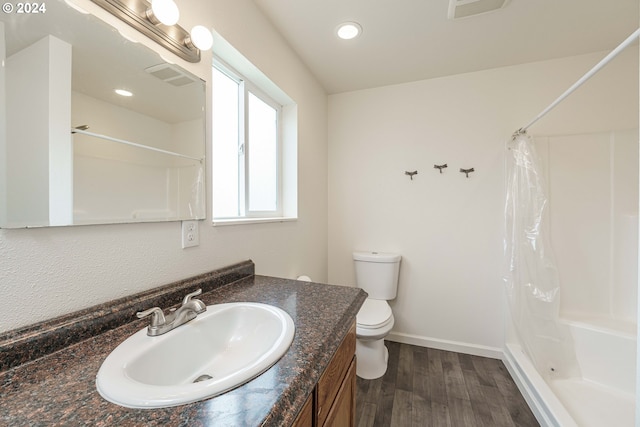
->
90;0;213;63
336;22;362;40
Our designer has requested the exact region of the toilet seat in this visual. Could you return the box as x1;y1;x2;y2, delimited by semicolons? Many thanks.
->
357;298;392;329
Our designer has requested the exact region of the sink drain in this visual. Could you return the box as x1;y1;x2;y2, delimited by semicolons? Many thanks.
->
193;374;213;383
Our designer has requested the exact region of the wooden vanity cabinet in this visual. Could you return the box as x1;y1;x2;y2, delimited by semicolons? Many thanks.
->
322;359;356;427
292;393;313;427
293;321;356;427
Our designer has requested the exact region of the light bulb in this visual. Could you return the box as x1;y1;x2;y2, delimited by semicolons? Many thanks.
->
151;0;179;26
190;25;213;50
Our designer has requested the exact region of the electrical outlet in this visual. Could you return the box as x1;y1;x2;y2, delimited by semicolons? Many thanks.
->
181;220;199;248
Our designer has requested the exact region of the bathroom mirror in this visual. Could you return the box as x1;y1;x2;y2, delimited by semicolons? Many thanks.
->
0;0;206;228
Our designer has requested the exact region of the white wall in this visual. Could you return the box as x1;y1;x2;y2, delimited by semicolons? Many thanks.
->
0;0;328;333
5;36;73;227
328;49;638;355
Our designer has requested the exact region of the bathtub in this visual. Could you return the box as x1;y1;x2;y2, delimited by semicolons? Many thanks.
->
504;317;636;427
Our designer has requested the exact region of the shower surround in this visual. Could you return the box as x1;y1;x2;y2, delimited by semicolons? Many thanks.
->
505;129;638;427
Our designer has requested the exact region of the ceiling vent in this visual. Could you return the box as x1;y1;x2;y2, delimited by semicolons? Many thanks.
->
145;63;198;87
448;0;510;19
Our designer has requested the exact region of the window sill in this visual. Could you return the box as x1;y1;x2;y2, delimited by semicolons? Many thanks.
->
212;217;297;226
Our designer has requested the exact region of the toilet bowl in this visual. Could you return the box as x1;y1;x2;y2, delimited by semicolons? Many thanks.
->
295;272;390;379
356;298;395;379
353;251;401;380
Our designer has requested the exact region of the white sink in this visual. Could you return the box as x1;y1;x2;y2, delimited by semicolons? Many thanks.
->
96;302;295;408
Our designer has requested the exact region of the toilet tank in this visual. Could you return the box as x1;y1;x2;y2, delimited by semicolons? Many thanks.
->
353;252;401;300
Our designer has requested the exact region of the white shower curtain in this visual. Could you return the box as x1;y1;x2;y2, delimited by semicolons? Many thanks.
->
503;132;580;380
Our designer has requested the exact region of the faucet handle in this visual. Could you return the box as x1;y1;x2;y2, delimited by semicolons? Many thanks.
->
182;289;207;314
182;289;203;306
136;307;166;327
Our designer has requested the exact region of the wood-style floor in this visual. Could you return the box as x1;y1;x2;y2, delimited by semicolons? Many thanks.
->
355;341;540;427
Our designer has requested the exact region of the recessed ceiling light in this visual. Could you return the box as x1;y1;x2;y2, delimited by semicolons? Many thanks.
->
115;89;133;97
336;22;362;40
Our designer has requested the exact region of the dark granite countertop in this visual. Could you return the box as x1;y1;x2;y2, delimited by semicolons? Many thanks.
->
0;263;366;426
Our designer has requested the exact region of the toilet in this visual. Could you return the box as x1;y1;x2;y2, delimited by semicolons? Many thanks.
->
353;251;401;380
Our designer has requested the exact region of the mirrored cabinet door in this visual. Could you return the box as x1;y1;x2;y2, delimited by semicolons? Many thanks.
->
0;0;206;228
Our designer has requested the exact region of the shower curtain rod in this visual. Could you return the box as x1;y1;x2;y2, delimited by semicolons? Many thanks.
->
70;128;204;162
516;27;640;135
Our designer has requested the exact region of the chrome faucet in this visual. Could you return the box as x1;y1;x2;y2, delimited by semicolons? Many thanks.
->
136;289;207;336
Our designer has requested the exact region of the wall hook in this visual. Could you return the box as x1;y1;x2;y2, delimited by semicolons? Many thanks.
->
405;170;418;180
434;164;448;173
460;168;475;178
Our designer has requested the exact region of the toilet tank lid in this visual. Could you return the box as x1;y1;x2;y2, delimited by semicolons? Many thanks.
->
353;251;401;263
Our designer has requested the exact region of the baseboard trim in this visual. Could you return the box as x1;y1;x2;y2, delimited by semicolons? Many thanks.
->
386;331;503;359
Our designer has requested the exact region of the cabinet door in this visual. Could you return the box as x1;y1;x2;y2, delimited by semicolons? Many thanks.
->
323;357;356;427
317;323;356;426
292;393;313;427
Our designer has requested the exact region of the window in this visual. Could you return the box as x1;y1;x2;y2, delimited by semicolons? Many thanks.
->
212;62;285;221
